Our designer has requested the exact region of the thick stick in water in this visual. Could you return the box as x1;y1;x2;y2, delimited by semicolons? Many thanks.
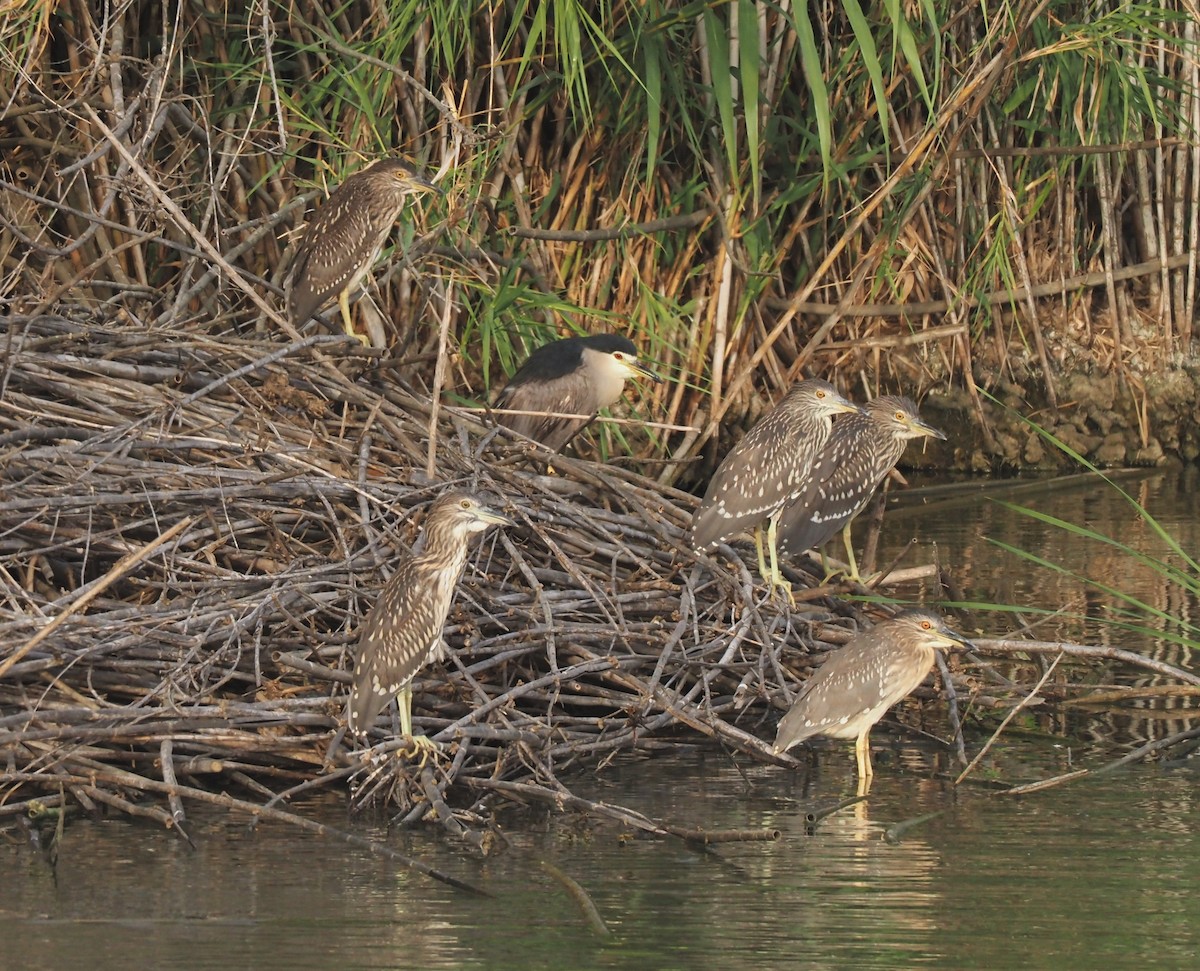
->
974;637;1200;686
66;758;491;897
662;826;781;845
540;861;611;937
159;738;186;826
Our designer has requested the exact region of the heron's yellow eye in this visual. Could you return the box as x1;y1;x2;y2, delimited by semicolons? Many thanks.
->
894;411;905;421
460;499;471;510
816;390;827;400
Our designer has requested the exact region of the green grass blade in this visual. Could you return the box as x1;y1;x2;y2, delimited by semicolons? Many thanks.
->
789;0;831;183
703;5;738;179
641;2;664;184
882;0;929;105
737;0;761;207
842;0;888;155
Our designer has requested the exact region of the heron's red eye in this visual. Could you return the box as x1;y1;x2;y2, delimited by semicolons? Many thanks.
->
613;352;626;361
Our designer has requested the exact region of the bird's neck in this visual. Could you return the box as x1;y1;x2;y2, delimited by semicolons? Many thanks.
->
417;532;471;572
596;370;626;409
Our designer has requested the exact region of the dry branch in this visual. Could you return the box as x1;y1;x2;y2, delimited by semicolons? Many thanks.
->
0;314;861;844
2;314;1195;864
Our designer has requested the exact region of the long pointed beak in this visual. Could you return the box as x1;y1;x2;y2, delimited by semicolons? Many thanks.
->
411;174;443;196
475;506;514;528
629;358;664;384
396;167;443;196
908;416;947;441
938;624;974;652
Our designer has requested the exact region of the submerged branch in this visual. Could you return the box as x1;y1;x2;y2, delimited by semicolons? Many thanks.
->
972;638;1200;686
540;861;611;937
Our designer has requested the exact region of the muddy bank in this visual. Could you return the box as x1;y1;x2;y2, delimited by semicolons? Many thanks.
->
914;362;1198;475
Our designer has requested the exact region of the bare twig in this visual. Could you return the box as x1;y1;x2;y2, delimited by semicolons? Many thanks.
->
956;652;1063;786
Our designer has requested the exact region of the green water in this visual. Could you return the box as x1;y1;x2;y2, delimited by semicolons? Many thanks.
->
3;469;1198;970
4;754;1197;970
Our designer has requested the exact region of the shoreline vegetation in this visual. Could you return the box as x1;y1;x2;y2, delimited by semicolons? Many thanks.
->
3;2;1200;871
4;2;1200;478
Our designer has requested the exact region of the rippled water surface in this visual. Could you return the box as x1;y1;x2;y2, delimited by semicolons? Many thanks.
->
880;465;1200;646
4;469;1199;970
5;755;1198;970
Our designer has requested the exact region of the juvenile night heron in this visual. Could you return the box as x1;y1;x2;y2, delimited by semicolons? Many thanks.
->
772;608;972;793
492;333;662;453
689;378;861;600
288;157;440;346
346;492;512;751
776;395;945;581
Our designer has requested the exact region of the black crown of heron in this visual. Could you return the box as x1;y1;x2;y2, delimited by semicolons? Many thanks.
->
492;333;663;452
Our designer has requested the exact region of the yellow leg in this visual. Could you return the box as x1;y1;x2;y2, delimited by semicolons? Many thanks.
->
398;683;414;738
397;683;441;763
817;546;840;585
339;289;370;346
755;523;795;604
854;731;873;796
841;523;861;582
813;524;863;584
765;518;794;605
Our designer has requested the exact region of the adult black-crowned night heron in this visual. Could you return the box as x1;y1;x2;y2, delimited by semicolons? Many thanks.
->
689;378;861;600
288;157;440;346
776;395;945;581
492;334;662;453
772;608;972;793
347;492;512;751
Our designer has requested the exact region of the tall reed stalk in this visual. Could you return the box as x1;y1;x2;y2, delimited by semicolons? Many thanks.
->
1;0;1196;479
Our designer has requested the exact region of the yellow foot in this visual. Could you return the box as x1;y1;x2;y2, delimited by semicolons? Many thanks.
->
399;734;442;767
819;562;861;585
767;577;796;606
